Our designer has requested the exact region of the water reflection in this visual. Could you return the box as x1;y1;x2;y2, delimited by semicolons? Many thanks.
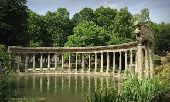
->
9;75;122;102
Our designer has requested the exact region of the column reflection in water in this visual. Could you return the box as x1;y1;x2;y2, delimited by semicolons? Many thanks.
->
81;76;84;96
75;75;77;95
40;75;43;93
61;76;64;94
68;75;71;93
47;75;50;92
94;77;97;92
88;76;91;95
100;77;104;91
33;76;35;91
106;77;109;88
16;76;20;91
25;76;28;92
13;75;119;102
55;76;57;93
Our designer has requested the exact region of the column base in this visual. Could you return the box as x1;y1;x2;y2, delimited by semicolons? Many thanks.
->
88;70;90;73
81;70;84;73
106;70;109;73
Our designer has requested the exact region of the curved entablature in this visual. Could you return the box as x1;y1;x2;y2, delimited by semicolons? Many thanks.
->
8;41;137;53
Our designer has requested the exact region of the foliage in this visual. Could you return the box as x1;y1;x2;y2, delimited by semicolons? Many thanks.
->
108;36;133;45
0;0;28;46
94;6;117;29
110;7;134;38
65;21;109;47
154;23;170;55
45;8;72;47
71;7;95;27
27;11;44;47
88;73;170;102
0;45;12;74
134;8;151;23
28;8;72;47
0;77;12;102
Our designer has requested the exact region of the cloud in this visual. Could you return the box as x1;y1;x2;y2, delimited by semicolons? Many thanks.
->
26;0;170;23
101;1;118;8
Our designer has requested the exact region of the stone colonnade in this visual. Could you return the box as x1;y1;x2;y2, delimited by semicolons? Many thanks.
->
8;42;154;78
8;42;138;75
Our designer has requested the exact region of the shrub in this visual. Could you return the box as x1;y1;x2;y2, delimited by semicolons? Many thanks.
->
0;44;12;74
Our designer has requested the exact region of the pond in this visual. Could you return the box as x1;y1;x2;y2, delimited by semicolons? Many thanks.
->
9;75;122;102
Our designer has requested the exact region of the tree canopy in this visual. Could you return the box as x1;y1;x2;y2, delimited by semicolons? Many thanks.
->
65;21;108;47
0;0;28;46
0;4;169;55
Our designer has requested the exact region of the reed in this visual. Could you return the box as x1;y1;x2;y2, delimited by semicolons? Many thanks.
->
88;73;170;102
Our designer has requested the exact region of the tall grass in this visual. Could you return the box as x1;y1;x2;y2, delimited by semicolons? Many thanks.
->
88;73;170;102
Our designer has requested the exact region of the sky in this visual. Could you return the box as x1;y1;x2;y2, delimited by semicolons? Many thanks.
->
27;0;170;23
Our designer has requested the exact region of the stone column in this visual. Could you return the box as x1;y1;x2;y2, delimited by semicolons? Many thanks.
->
145;43;150;78
95;53;97;72
62;53;64;71
25;53;28;72
17;53;21;73
125;50;128;71
33;54;35;72
88;53;91;72
81;54;85;72
136;41;143;79
69;52;71;72
54;53;57;70
149;43;154;78
40;53;43;71
113;52;115;73
119;51;122;73
75;53;78;73
100;52;103;72
47;53;50;70
130;50;133;69
106;52;109;73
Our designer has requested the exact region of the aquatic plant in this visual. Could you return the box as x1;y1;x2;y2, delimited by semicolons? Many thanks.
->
88;72;170;102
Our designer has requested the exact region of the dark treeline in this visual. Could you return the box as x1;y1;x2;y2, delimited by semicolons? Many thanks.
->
0;0;170;55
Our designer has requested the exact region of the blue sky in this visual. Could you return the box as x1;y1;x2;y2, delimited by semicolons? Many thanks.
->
27;0;170;23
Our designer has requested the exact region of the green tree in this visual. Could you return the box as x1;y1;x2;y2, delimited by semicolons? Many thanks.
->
110;7;133;38
108;7;134;45
134;8;151;23
28;10;52;47
94;6;117;29
0;0;28;46
45;8;71;47
71;7;95;26
155;23;170;55
65;21;108;47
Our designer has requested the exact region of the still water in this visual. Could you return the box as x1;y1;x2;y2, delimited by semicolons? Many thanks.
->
9;75;122;102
